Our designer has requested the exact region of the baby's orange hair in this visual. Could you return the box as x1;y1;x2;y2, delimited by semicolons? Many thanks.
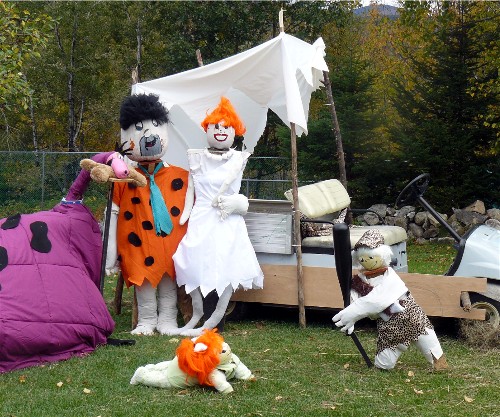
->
201;97;246;136
176;329;224;386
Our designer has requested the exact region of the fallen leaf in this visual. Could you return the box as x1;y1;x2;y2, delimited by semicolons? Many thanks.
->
413;388;424;395
321;401;338;410
83;388;91;394
405;379;411;383
464;396;474;403
19;375;27;383
344;363;350;369
56;381;63;388
408;371;415;377
169;338;179;344
176;389;190;395
275;396;283;401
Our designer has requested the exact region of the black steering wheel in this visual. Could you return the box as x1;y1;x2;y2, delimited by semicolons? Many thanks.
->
395;173;430;208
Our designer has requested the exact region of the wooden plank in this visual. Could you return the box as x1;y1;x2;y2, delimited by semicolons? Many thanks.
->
232;265;487;320
232;265;344;307
399;272;486;319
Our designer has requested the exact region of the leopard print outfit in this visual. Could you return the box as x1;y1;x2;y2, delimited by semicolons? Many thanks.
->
351;273;433;355
376;294;433;355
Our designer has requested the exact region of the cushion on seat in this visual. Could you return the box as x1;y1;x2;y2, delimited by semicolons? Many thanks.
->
301;225;407;249
284;179;351;219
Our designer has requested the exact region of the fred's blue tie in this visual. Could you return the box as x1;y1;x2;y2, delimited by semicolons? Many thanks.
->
139;164;173;236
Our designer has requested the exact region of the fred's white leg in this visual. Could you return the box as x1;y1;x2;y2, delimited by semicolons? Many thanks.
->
156;277;179;335
180;286;233;337
374;344;407;370
131;280;157;335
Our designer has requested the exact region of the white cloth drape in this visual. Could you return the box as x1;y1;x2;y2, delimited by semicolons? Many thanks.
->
132;33;328;169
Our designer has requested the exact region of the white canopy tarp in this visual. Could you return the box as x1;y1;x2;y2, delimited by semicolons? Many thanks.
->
132;32;328;169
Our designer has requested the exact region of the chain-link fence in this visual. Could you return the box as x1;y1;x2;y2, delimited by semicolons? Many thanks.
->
0;151;296;219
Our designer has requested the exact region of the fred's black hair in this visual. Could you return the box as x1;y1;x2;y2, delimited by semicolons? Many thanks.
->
119;94;169;130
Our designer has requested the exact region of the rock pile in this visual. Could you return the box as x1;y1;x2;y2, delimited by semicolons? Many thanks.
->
355;200;500;243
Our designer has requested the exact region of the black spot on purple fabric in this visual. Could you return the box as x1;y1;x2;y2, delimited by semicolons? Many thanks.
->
1;213;21;230
142;221;153;230
171;178;184;191
170;206;180;217
0;246;8;272
131;197;141;204
30;221;52;253
144;256;154;266
128;232;142;247
127;182;137;189
124;211;133;220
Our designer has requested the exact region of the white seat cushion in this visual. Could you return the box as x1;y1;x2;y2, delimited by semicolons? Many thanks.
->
284;179;351;218
302;225;407;249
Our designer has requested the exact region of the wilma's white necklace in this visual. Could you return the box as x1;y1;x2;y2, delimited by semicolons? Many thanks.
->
203;147;235;161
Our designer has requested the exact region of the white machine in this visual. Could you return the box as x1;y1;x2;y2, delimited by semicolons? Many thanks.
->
396;174;500;330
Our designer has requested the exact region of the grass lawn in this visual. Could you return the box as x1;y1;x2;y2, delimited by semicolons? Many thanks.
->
1;243;498;417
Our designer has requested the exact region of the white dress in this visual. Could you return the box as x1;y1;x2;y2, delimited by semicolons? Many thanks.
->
173;149;264;296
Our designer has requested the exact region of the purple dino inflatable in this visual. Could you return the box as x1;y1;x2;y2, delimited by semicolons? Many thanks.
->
0;152;116;373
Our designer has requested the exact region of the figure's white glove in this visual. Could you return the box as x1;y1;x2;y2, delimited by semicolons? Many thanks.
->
332;300;371;334
105;202;120;275
216;194;249;220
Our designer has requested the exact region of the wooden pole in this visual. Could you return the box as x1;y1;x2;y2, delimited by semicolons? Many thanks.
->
322;70;347;189
290;122;306;328
279;9;305;328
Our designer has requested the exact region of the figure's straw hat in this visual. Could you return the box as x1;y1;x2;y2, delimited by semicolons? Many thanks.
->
353;229;385;250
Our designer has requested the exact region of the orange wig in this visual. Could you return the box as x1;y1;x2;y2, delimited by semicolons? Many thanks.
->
201;97;246;136
176;329;224;386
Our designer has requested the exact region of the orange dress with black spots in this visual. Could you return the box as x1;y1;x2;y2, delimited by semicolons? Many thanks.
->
112;164;188;288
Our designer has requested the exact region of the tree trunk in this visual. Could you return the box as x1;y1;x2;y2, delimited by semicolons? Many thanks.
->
133;17;142;84
29;93;38;152
76;97;85;150
67;15;78;151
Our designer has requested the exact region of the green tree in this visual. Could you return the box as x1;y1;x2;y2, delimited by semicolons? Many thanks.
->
0;2;52;149
24;1;135;151
392;0;500;210
0;2;52;110
280;4;405;207
4;1;348;153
